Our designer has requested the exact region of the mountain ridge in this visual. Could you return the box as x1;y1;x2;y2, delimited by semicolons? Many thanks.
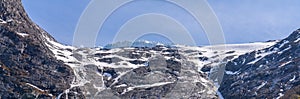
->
0;0;299;99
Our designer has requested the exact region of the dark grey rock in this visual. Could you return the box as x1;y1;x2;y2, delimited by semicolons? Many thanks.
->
0;0;74;98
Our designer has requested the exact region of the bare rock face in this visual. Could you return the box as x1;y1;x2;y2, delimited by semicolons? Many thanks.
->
0;0;74;98
56;46;219;99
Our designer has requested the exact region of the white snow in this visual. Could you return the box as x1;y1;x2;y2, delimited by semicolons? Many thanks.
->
175;41;277;87
177;41;276;71
26;83;44;92
247;59;259;65
133;82;173;88
26;83;53;97
6;19;13;22
278;45;291;54
289;75;296;82
225;70;239;75
156;42;164;46
275;93;284;99
242;58;246;64
294;38;300;43
199;77;210;83
16;32;29;37
111;70;133;86
122;82;174;94
0;19;7;24
0;19;13;24
115;84;127;88
256;81;267;90
279;40;289;48
280;61;292;67
144;40;150;44
247;49;277;65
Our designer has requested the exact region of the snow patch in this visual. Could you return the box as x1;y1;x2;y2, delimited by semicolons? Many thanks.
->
256;81;267;90
115;84;127;88
279;40;289;48
16;32;29;37
280;89;283;92
6;19;13;22
26;83;44;92
247;50;276;65
0;19;13;24
178;41;276;70
278;45;291;54
122;82;174;94
280;61;292;67
225;70;239;75
0;19;7;24
289;75;296;82
275;93;284;99
294;38;300;43
26;83;53;97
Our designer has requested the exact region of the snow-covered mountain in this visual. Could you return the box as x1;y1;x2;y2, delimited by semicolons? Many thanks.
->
0;0;299;99
219;30;300;99
46;40;219;98
45;34;276;98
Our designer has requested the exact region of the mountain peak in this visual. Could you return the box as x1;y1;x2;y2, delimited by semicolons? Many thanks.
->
0;0;56;41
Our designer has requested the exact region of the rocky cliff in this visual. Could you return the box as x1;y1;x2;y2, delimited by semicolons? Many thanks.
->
0;0;74;98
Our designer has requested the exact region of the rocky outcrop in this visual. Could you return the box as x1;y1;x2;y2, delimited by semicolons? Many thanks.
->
220;29;300;98
0;0;74;98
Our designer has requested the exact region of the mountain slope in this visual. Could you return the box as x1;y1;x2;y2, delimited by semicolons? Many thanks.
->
47;43;220;98
1;0;299;99
0;0;74;98
219;29;300;98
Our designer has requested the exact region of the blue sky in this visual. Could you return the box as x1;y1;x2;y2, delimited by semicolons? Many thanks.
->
22;0;300;46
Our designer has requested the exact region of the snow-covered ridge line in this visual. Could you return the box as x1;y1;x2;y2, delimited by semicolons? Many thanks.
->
177;41;277;72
